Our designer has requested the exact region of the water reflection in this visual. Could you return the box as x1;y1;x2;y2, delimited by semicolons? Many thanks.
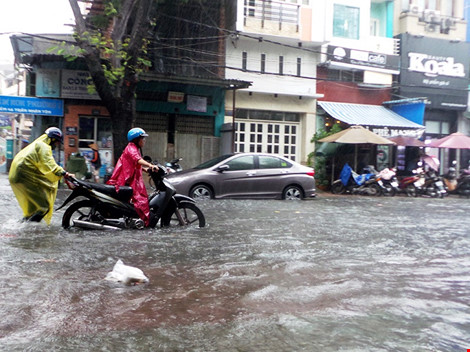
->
1;182;470;351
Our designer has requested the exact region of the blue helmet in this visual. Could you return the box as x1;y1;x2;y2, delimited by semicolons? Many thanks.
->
127;127;148;142
45;127;63;143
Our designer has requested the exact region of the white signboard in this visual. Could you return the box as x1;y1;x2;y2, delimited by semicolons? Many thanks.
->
61;70;101;100
187;95;207;112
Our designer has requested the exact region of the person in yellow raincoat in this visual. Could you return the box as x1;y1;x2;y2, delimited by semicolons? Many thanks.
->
9;127;75;224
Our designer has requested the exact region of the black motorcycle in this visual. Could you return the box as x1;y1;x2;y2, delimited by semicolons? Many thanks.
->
165;157;183;173
57;159;205;230
456;164;470;197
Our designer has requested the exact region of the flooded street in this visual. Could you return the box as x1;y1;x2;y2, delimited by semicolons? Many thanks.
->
1;174;470;351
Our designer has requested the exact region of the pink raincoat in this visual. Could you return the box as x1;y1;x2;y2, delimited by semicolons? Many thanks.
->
106;143;150;226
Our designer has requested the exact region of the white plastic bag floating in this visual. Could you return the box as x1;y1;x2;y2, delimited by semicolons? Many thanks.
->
105;259;149;285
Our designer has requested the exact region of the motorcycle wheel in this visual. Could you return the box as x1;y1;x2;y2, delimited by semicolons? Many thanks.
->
167;202;205;228
426;186;439;198
382;185;396;197
405;184;417;197
331;182;345;194
458;183;470;197
62;200;97;229
368;184;382;196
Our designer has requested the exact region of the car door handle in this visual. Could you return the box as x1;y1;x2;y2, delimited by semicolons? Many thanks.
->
246;171;256;176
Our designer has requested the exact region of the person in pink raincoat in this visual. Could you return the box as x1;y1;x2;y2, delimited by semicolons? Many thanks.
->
106;128;158;227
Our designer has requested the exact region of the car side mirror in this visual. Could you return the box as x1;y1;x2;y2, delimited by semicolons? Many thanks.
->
216;164;230;172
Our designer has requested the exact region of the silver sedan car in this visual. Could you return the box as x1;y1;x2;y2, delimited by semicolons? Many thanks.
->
165;153;316;200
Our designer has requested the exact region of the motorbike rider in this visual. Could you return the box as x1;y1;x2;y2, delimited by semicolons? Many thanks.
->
8;127;75;224
106;127;159;227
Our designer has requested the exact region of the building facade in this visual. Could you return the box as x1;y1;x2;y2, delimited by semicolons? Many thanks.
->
224;0;326;164
393;0;470;170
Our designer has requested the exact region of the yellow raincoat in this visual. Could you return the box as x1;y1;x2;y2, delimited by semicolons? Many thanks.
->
9;134;65;224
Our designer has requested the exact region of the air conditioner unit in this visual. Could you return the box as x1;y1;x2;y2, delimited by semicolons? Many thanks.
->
410;4;421;15
424;9;441;24
441;17;456;28
425;23;437;32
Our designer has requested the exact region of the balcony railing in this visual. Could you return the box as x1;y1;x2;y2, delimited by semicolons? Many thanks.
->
244;0;300;31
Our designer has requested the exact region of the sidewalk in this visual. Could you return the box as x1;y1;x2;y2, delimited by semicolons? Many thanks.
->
0;172;11;193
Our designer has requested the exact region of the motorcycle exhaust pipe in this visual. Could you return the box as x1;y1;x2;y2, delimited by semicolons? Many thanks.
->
72;219;122;231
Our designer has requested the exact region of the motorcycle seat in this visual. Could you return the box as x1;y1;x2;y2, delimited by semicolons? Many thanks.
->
91;183;134;203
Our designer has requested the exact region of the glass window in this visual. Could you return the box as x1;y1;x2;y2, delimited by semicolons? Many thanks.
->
261;53;266;73
279;56;284;75
441;121;450;134
258;156;292;169
79;117;94;141
226;155;255;170
97;118;113;149
333;4;360;39
78;117;113;149
425;120;440;134
78;116;112;149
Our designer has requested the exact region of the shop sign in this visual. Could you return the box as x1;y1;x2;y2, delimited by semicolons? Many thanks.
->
371;126;425;139
36;69;61;98
327;45;399;74
187;95;207;112
398;33;470;110
66;126;78;135
0;95;63;116
168;91;185;103
61;70;100;100
408;53;465;78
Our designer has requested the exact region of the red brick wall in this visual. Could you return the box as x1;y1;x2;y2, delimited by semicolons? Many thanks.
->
63;104;109;162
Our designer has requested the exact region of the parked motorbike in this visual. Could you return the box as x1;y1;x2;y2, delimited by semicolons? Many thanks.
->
442;160;459;194
456;161;470;197
375;167;399;197
442;160;470;197
331;163;381;196
165;157;183;173
400;166;446;198
57;158;205;230
398;168;422;197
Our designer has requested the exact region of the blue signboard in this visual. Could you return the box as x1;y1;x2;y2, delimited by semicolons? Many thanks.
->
0;95;63;116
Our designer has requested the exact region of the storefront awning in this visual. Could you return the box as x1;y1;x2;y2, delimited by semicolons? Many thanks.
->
318;101;425;138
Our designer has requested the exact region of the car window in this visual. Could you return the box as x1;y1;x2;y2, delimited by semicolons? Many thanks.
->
194;154;234;169
258;156;292;169
225;155;255;171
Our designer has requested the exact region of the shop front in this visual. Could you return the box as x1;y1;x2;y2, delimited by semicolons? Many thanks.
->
396;33;470;171
317;101;425;174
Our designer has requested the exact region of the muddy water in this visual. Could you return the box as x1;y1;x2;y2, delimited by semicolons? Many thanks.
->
1;176;470;351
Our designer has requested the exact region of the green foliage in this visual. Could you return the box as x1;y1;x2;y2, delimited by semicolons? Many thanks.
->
48;1;153;90
310;123;342;143
308;124;343;187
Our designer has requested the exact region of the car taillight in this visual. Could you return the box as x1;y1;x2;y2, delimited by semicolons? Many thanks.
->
307;170;315;177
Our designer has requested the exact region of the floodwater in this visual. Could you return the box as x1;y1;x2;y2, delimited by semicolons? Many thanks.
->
1;176;470;351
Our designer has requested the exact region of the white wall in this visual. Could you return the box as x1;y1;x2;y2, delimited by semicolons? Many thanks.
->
225;37;320;97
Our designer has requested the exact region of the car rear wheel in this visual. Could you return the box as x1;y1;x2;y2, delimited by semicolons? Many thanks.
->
189;184;213;201
283;185;303;200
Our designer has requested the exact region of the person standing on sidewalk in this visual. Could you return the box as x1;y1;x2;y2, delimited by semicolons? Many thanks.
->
88;143;101;182
8;127;75;224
